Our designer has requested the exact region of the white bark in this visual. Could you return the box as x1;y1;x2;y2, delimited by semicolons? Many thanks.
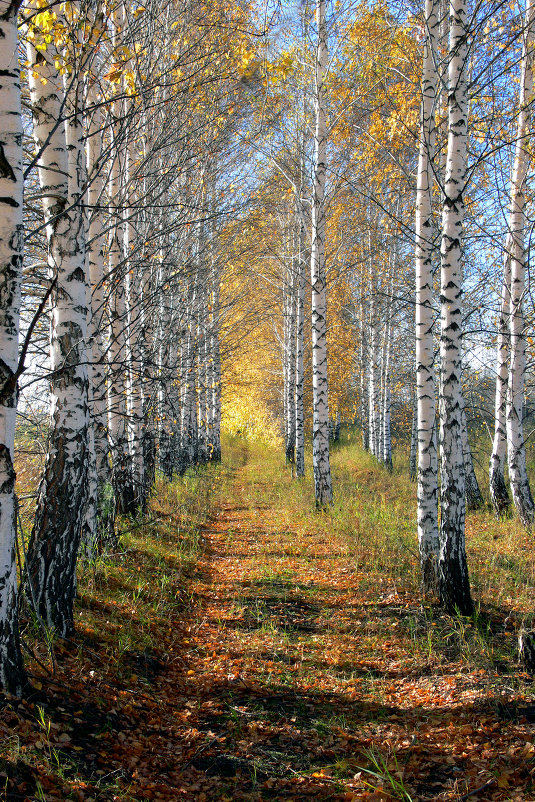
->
86;97;111;485
506;0;535;529
285;232;297;465
25;17;90;635
382;317;392;471
295;213;306;478
415;0;440;593
107;4;135;514
437;0;472;615
489;245;511;516
310;0;332;506
0;0;25;693
124;140;145;501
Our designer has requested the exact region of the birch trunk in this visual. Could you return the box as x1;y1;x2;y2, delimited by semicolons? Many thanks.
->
310;0;332;506
415;0;440;593
359;285;369;451
181;269;199;470
368;294;380;459
382;318;392;472
210;262;222;462
86;93;114;543
489;245;511;516
124;141;145;503
409;399;417;481
437;0;472;615
285;251;297;466
107;10;135;515
506;0;535;529
295;213;306;478
25;26;90;635
108;166;135;513
0;0;25;693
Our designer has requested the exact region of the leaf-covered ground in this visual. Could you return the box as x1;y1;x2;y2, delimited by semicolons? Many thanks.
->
2;435;535;800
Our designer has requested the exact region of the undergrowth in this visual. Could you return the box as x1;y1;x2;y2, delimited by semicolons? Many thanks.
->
239;427;535;674
3;430;535;800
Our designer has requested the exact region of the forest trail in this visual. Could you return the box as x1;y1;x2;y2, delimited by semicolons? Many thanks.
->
150;444;532;801
2;441;534;801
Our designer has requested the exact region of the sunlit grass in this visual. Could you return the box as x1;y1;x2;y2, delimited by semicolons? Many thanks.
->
236;426;535;673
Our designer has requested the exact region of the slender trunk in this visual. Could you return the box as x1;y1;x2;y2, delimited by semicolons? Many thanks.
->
211;263;222;462
25;21;90;635
409;398;417;482
295;212;306;477
124;140;145;503
506;0;535;529
0;0;26;693
368;293;380;459
310;0;332;506
359;285;369;451
378;322;386;462
438;0;473;615
489;246;511;516
382;318;392;472
107;16;135;515
86;88;115;547
415;0;440;594
285;245;297;465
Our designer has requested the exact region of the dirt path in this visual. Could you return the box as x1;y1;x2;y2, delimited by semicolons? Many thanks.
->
155;451;533;802
176;462;374;800
5;446;533;801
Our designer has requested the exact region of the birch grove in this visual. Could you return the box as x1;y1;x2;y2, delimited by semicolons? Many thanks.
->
1;0;535;692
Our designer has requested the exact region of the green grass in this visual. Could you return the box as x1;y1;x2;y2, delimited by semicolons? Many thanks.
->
234;426;535;675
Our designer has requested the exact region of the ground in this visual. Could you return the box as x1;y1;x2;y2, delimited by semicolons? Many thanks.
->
2;434;535;800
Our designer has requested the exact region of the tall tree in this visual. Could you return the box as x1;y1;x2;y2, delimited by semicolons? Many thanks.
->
0;0;26;694
505;0;535;529
437;0;473;615
489;243;511;517
310;0;333;506
415;0;440;594
25;4;90;636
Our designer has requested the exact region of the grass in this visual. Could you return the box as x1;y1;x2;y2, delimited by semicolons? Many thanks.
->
2;451;228;801
4;428;535;799
239;427;535;672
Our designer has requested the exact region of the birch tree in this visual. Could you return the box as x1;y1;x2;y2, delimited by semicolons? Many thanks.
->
0;0;26;694
310;0;333;506
25;7;90;635
505;0;535;529
437;0;473;615
489;246;511;517
295;211;306;478
415;0;440;594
